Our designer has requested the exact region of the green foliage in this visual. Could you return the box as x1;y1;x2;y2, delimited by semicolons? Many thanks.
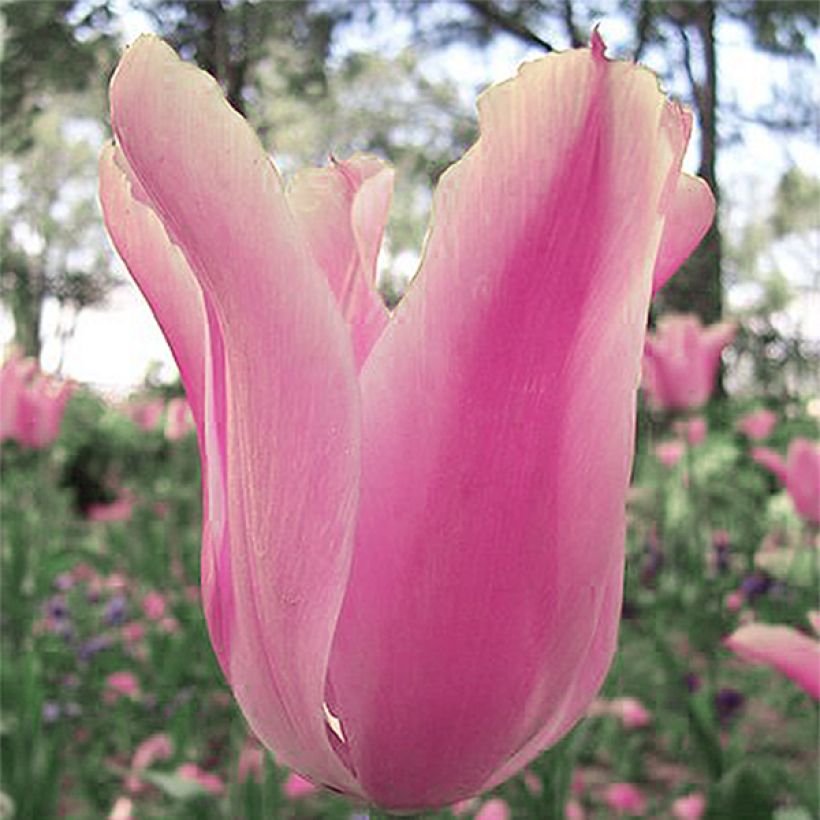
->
0;0;114;153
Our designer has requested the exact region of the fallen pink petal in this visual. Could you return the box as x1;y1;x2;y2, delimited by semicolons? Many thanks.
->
724;622;820;700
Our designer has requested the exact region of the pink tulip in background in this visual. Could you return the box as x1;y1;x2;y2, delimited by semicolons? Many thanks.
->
671;792;706;820
674;416;707;446
604;782;647;815
736;409;777;441
99;33;713;810
751;439;820;524
176;763;225;796
126;733;173;793
165;396;194;440
655;439;685;468
474;797;511;820
724;618;820;700
642;314;735;411
0;353;73;448
125;397;164;431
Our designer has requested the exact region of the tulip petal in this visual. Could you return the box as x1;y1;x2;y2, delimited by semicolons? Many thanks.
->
329;44;698;809
100;141;233;681
725;623;820;700
108;36;360;792
287;155;393;369
786;438;820;525
652;173;715;294
99;143;205;422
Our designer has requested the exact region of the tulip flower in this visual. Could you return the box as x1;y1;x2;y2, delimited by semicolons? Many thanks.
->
475;798;511;820
126;733;173;793
125;397;164;431
0;353;73;448
724;621;820;700
604;782;647;815
176;763;225;796
642;314;735;411
655;439;685;468
674;416;707;446
736;409;777;441
752;439;820;525
165;396;194;440
671;792;706;820
99;33;712;809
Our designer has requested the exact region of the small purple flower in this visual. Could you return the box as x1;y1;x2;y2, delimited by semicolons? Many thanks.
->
739;572;771;600
640;550;663;585
53;572;74;591
714;687;745;723
42;702;61;723
45;596;69;621
684;673;701;693
104;595;128;626
78;634;111;661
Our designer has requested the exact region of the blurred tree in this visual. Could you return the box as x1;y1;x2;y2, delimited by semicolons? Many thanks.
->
135;0;349;116
397;0;818;325
0;0;115;153
724;166;819;398
1;108;116;360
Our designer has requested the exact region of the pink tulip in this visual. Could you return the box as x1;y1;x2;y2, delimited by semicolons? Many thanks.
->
674;416;707;446
165;396;194;440
475;798;511;820
108;796;134;820
0;353;73;448
724;622;820;700
724;590;744;613
105;671;140;700
237;740;264;784
127;732;173;793
611;696;651;729
142;591;166;621
126;397;164;431
655;439;685;468
523;769;543;795
177;763;225;796
736;409;777;441
565;798;587;820
642;314;735;411
671;792;706;820
283;771;318;799
752;439;820;524
604;782;647;815
99;34;712;809
86;495;135;523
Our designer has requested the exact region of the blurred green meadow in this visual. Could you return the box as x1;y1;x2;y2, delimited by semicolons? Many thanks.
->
1;380;817;819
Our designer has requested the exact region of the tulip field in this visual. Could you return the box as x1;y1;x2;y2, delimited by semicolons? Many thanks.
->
2;326;818;819
2;17;820;820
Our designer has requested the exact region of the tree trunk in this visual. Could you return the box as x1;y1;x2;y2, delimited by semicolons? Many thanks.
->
658;1;723;324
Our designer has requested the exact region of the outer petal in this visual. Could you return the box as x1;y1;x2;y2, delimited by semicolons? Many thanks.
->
287;155;393;369
99;143;205;422
725;623;820;700
107;36;360;793
652;174;715;293
329;43;700;809
786;438;820;525
100;143;233;679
